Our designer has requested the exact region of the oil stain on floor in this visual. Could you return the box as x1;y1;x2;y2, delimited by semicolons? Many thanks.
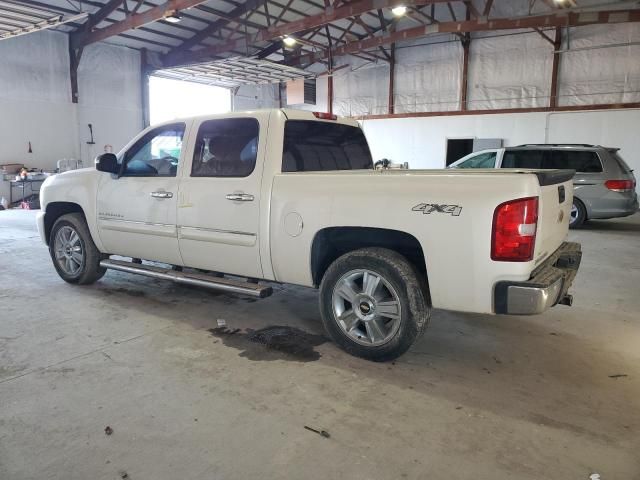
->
208;325;327;362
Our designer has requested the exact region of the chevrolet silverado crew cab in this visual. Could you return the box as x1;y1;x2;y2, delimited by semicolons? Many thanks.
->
37;109;582;361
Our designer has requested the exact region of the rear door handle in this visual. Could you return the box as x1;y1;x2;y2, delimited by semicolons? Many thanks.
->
151;191;173;199
226;193;254;202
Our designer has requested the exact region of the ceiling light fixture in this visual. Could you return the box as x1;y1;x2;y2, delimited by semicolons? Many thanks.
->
165;10;182;23
282;36;297;47
391;5;407;17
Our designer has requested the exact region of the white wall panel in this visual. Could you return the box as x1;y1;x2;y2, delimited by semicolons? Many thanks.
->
394;39;462;113
558;24;640;106
233;84;279;111
0;30;143;175
467;31;553;110
333;59;389;116
361;111;548;168
0;30;76;173
77;42;142;163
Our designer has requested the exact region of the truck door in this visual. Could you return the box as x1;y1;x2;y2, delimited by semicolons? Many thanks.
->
177;114;266;278
96;122;187;265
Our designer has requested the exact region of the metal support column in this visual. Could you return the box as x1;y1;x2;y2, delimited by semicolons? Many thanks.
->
460;34;470;111
140;48;151;128
550;27;562;109
388;43;395;114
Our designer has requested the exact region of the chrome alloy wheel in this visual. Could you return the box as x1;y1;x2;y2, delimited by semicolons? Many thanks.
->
54;225;85;276
331;269;402;346
570;204;578;225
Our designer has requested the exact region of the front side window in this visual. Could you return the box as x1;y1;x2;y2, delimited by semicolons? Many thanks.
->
456;152;497;168
548;150;603;173
123;123;185;177
501;150;546;169
282;120;373;172
191;118;259;177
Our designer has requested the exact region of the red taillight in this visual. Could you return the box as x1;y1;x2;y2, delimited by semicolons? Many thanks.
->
313;112;337;120
605;179;635;192
491;197;539;262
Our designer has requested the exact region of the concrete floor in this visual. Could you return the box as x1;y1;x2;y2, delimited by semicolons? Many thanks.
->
1;209;639;480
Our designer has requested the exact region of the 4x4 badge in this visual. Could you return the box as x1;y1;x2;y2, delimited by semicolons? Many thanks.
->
412;203;462;216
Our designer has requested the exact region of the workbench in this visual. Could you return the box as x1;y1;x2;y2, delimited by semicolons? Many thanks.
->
9;178;45;206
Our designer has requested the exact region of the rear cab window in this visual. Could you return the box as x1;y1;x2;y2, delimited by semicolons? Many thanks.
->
282;120;373;172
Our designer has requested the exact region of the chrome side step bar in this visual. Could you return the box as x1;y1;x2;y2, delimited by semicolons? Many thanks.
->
100;259;273;298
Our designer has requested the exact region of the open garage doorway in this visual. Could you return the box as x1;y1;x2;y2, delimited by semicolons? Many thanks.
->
149;76;231;125
445;138;474;166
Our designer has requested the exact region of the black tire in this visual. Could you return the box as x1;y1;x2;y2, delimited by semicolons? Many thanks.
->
319;247;430;362
569;198;587;229
49;213;107;285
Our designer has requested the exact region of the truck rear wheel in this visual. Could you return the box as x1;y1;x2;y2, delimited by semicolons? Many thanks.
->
319;247;430;361
49;213;107;285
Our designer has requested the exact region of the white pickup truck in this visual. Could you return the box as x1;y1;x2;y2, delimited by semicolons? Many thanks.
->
37;109;581;360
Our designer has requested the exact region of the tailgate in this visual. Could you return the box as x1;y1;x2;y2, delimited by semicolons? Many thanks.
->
534;170;574;267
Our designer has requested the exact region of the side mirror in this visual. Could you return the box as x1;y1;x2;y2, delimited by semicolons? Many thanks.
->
95;153;119;174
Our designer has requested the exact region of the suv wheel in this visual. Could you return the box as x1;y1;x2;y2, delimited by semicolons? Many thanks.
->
50;213;107;284
319;248;430;361
569;199;587;229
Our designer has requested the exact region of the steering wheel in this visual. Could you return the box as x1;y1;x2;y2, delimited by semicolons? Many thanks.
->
159;155;179;163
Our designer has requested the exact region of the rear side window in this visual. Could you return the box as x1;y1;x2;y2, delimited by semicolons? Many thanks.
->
501;150;546;169
611;151;633;174
548;150;603;173
192;118;259;177
282;120;373;172
456;152;497;168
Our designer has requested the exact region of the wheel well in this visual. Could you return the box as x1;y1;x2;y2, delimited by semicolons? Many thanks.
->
573;196;588;219
43;202;84;245
311;226;428;289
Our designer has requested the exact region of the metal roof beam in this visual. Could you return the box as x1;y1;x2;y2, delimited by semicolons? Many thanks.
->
164;0;268;62
291;8;640;65
163;0;453;67
78;0;211;47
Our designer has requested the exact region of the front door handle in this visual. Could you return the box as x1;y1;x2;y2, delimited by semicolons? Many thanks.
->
151;191;173;199
226;193;254;202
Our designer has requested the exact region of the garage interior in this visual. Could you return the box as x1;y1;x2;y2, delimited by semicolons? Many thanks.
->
1;0;640;478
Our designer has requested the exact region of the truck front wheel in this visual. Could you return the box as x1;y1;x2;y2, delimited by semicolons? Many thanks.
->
49;213;107;285
319;248;430;361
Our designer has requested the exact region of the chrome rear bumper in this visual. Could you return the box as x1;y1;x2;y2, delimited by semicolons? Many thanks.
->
494;242;582;315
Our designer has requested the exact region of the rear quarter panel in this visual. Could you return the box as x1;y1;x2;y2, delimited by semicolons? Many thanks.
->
270;170;546;314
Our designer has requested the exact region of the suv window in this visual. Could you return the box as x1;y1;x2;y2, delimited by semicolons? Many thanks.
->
282;120;373;172
548;150;603;173
123;123;185;176
456;152;497;168
501;150;546;169
611;151;633;174
191;118;259;177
